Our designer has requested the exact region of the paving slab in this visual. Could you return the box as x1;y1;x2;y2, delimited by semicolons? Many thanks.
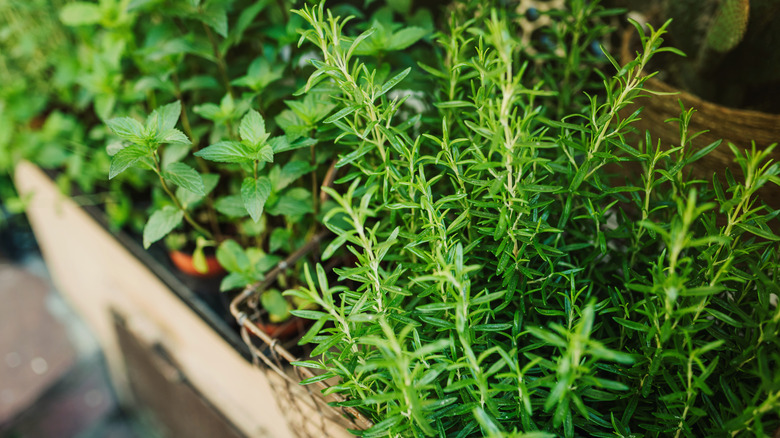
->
0;262;78;423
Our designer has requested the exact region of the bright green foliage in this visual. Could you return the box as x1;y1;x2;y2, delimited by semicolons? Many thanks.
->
290;2;780;437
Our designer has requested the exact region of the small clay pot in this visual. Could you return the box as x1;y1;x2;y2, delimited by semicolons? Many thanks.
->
169;250;225;277
255;316;308;341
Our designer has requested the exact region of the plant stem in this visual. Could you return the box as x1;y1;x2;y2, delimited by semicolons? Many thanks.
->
202;22;235;98
153;152;213;239
169;72;223;241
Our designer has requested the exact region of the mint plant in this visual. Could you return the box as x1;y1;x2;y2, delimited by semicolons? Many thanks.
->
288;1;780;437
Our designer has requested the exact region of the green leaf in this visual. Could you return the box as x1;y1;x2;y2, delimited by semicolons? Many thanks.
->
106;117;144;144
299;372;336;385
162;129;191;145
275;161;313;191
177;174;219;207
194;141;253;163
215;195;248;217
220;272;251;291
193;103;221;120
164;163;205;196
388;27;428;50
149;101;182;133
192;244;208;274
60;2;102;26
377;67;411;98
267;188;313;216
201;3;228;37
254;144;274;163
613;317;648;332
241;176;272;222
688;139;722;163
269;227;291;253
261;289;291;323
143;206;183;249
239;109;270;149
324;105;359;124
162;143;191;168
109;144;148;179
736;223;780;241
216;239;250;273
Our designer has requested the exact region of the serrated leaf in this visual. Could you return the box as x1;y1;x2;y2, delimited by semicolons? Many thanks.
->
177;174;219;207
162;129;191;145
143;206;183;249
239;109;270;149
254;144;274;163
164;163;205;195
106;117;144;144
149;101;182;133
194;141;253;163
109;144;148;179
242;176;272;222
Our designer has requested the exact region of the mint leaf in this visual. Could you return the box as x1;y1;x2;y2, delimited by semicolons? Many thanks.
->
149;101;182;133
239;109;270;149
177;173;220;208
388;27;428;50
201;3;228;38
241;176;271;223
255;144;274;163
106;117;144;144
216;239;250;273
215;195;248;217
194;141;253;163
220;272;252;292
269;227;291;253
276;161;313;191
161;143;191;168
193;103;221;120
143;206;183;249
109;144;147;179
162;128;191;144
267;188;313;216
164;162;205;195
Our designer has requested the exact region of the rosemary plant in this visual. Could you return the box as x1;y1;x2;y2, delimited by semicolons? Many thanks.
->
286;1;780;437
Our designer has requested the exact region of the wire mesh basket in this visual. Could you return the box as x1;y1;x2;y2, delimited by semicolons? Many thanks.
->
229;231;374;437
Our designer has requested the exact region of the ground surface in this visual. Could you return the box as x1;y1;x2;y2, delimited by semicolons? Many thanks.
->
0;247;152;438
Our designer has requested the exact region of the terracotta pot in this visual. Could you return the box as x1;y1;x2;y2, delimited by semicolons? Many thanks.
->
255;316;308;341
169;250;225;278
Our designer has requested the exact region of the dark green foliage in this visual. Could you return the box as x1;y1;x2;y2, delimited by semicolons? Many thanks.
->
288;2;780;437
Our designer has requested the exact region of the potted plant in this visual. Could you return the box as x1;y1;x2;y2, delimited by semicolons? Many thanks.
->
256;1;780;436
606;0;780;209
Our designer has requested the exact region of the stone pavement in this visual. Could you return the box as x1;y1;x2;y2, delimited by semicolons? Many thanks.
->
0;254;148;437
